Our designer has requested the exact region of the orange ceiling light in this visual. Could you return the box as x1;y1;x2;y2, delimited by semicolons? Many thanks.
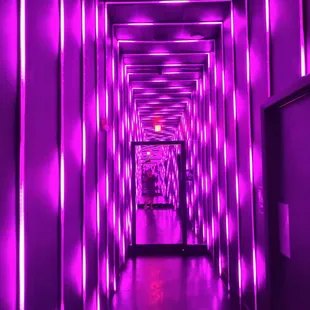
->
155;124;162;132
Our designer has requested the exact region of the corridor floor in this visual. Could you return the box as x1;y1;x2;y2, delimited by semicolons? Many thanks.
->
136;209;198;244
111;257;239;310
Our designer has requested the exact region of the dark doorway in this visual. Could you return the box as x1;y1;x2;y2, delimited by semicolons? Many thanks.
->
262;75;310;310
130;140;207;257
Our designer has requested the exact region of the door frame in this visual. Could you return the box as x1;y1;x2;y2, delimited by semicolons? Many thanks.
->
131;140;187;250
261;74;310;310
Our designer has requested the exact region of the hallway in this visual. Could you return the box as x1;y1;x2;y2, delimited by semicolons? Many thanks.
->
1;0;310;310
112;257;238;310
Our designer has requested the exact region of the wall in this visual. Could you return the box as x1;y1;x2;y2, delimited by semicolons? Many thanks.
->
278;92;310;310
176;70;209;245
0;0;136;309
0;0;18;309
63;0;83;308
224;0;310;309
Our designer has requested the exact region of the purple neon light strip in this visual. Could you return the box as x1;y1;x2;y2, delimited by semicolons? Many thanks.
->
95;1;101;308
245;0;258;307
214;55;222;276
299;0;306;76
118;39;213;43
107;0;230;4
265;0;271;97
245;0;257;307
112;21;222;27
124;52;209;56
202;66;210;248
221;23;230;291
207;58;215;256
126;64;203;68
60;0;65;309
104;2;110;295
231;2;242;300
19;0;26;308
81;0;86;305
128;72;200;76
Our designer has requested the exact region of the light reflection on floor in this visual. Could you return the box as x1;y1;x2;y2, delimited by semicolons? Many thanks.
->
112;257;239;310
136;209;198;245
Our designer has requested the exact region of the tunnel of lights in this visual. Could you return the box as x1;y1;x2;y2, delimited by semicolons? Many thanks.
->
0;0;310;309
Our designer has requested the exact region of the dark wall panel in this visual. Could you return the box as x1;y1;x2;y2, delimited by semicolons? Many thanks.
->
305;0;310;75
279;94;310;310
0;0;18;309
24;0;60;309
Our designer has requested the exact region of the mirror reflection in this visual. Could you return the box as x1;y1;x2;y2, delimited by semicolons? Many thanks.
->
135;144;182;244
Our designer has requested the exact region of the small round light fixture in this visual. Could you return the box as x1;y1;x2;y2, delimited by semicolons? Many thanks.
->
147;151;151;156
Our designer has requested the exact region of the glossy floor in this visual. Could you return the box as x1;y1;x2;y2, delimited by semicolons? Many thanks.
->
111;257;239;310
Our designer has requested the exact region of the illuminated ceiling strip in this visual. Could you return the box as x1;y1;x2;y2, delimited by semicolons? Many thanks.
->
123;52;210;56
112;21;222;26
107;0;230;4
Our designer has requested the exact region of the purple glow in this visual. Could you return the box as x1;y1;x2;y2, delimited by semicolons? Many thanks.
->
265;0;271;96
113;21;221;26
221;23;230;286
104;0;110;291
81;0;86;305
231;1;242;299
19;0;26;308
299;0;306;76
245;0;258;304
125;52;209;56
59;0;65;309
119;39;202;43
95;1;100;308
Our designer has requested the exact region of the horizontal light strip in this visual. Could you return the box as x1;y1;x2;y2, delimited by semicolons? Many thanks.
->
134;92;192;96
126;63;204;67
112;21;222;27
128;72;201;75
131;79;198;82
123;52;210;56
107;0;230;4
118;39;214;43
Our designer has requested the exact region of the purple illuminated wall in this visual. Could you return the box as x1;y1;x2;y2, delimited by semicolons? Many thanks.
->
0;0;18;309
0;1;310;310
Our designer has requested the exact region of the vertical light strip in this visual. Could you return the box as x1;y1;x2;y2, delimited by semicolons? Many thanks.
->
104;2;110;296
245;1;257;309
59;0;65;309
299;0;306;76
221;24;230;291
111;34;117;292
265;0;271;97
231;2;242;301
95;1;100;309
19;0;26;308
214;53;222;276
208;58;214;257
202;66;209;248
81;0;86;306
